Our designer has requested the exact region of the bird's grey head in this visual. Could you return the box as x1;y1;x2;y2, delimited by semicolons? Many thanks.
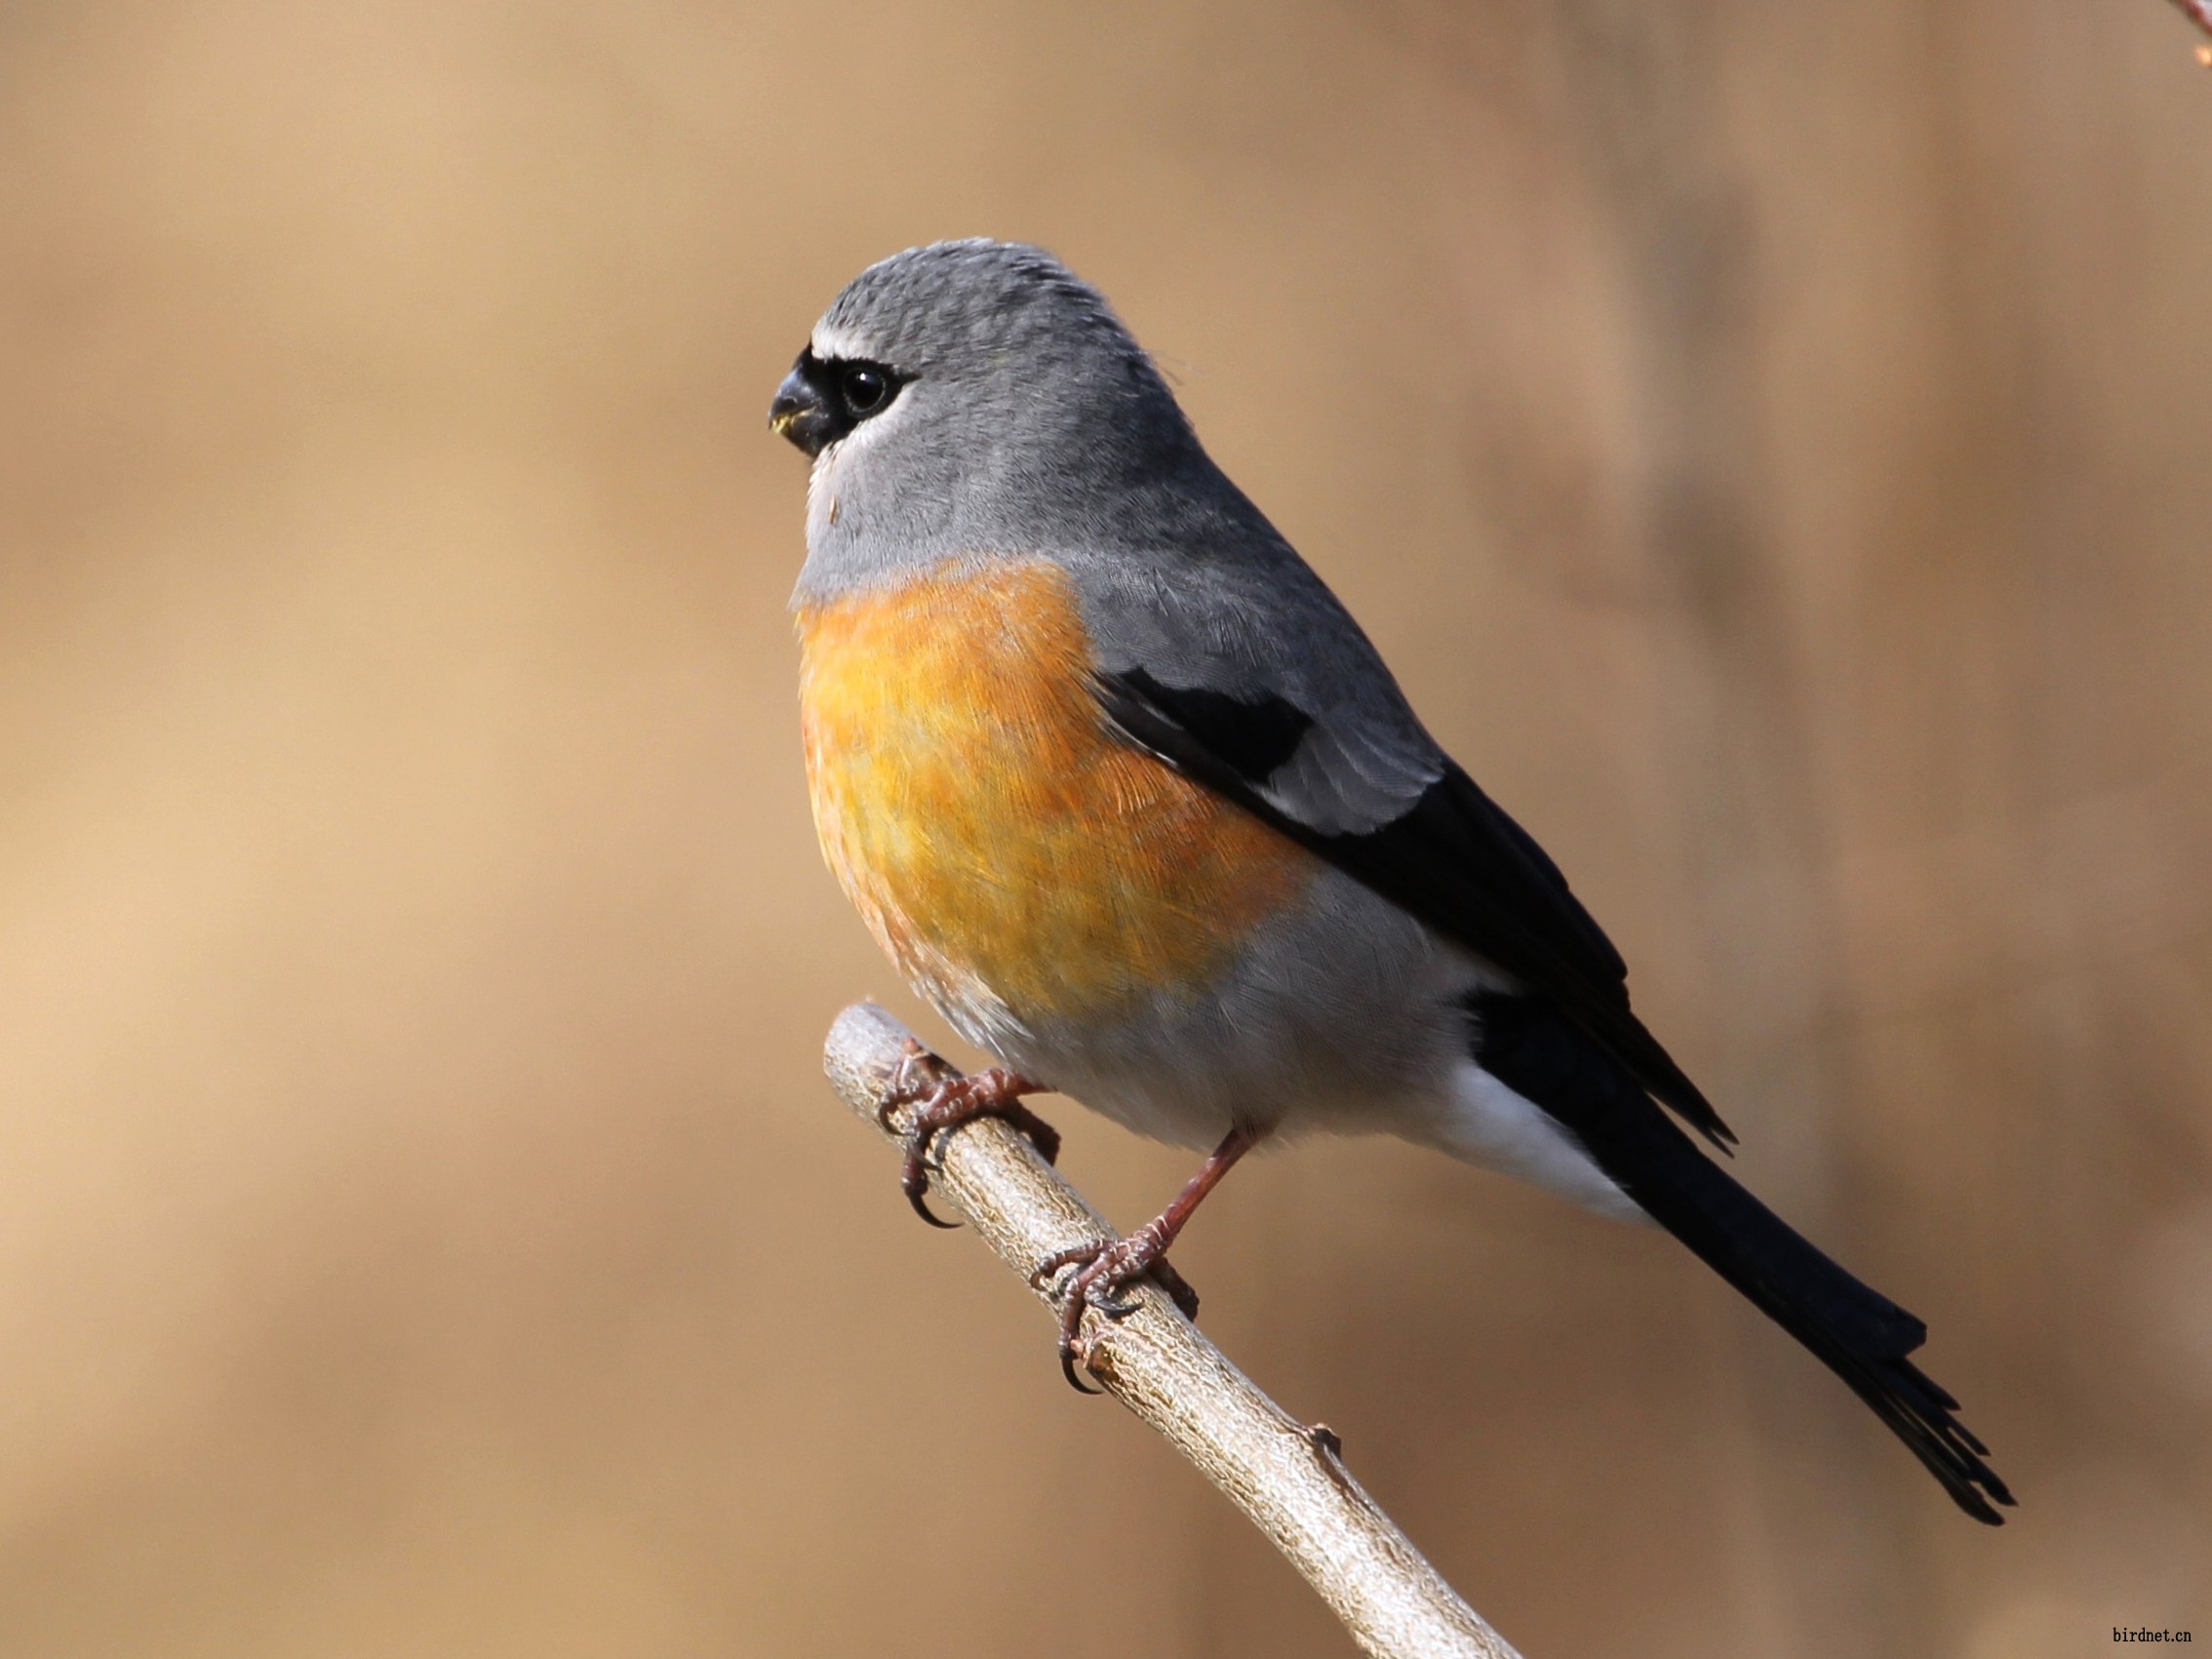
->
770;240;1214;599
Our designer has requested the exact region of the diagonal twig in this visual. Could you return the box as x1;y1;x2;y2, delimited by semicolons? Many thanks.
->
822;1001;1522;1659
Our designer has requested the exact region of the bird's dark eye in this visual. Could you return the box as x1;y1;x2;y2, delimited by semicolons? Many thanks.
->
841;364;892;416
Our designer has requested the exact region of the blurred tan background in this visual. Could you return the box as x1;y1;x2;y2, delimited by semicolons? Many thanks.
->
2;1;2208;1653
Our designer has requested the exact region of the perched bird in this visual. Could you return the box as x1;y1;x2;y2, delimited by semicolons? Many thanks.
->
770;239;2012;1524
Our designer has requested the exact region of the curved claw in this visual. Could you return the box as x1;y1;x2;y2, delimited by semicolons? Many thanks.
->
906;1186;960;1229
1059;1344;1104;1395
883;1065;1056;1229
900;1152;961;1229
1044;1229;1209;1394
1036;1128;1249;1393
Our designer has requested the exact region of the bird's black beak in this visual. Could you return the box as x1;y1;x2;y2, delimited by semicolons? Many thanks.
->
770;350;840;457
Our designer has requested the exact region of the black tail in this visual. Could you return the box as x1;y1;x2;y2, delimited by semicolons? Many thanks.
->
1472;991;2014;1524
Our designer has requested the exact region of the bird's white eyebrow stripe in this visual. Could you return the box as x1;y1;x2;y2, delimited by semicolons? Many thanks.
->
810;322;873;362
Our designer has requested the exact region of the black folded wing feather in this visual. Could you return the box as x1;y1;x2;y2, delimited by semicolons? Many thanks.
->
1096;665;1731;1149
1094;664;2014;1524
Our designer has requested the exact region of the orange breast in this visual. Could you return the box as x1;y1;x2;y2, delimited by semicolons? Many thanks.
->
796;559;1316;1024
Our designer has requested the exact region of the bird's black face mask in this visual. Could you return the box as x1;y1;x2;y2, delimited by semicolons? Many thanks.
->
770;347;904;456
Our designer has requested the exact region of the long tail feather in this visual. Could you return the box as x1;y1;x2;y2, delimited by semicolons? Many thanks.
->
1472;991;2014;1524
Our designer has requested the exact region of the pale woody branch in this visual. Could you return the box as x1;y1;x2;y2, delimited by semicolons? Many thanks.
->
823;1001;1523;1659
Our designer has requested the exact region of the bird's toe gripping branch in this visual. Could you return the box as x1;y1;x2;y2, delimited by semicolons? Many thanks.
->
1029;1122;1258;1391
1031;1227;1204;1393
881;1042;1060;1228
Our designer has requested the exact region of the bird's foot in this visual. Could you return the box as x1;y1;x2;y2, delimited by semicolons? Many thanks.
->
1030;1224;1202;1393
881;1044;1058;1228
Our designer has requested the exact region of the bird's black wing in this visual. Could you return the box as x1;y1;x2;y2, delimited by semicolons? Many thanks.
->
1093;665;1731;1148
1093;664;2014;1524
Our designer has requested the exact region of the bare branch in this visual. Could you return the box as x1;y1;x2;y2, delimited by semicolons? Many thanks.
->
823;1002;1523;1659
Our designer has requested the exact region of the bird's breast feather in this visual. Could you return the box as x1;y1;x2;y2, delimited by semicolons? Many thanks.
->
795;557;1318;1023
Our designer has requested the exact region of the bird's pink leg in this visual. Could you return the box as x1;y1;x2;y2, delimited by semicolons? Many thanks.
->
1032;1123;1260;1392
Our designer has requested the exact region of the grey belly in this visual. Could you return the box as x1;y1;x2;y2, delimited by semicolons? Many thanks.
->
927;865;1642;1221
956;867;1497;1150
